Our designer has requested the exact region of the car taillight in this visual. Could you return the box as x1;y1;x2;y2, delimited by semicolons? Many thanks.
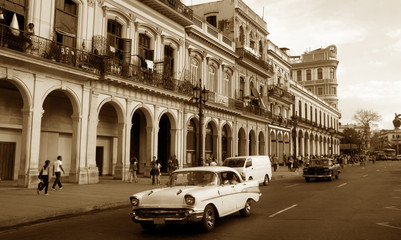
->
130;197;139;207
185;195;195;205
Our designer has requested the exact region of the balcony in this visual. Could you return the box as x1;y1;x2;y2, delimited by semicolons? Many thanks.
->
138;0;193;26
0;23;104;74
268;85;295;105
236;47;273;77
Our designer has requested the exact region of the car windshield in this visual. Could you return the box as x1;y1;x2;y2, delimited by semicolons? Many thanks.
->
310;159;331;166
169;171;219;187
223;158;246;167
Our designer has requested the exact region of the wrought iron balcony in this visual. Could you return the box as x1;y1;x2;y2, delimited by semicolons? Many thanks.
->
268;85;295;104
236;47;273;75
0;23;103;74
138;0;193;26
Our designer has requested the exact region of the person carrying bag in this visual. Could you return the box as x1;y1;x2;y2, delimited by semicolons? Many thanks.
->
37;160;50;195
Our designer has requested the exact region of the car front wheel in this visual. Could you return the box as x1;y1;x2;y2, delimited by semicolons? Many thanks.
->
240;199;252;217
201;204;216;232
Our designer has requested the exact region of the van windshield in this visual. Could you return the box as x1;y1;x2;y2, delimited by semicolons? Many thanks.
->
223;158;246;167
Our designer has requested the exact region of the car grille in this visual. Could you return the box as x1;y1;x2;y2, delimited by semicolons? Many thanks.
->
304;168;328;175
134;208;188;218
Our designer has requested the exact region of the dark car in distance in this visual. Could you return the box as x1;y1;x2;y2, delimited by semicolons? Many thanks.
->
303;158;341;182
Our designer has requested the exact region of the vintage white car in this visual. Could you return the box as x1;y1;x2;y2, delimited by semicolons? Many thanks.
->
129;166;261;232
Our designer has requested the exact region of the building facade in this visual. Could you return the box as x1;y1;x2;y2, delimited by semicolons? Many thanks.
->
0;0;340;188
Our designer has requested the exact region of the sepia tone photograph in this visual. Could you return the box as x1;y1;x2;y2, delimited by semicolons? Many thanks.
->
0;0;400;239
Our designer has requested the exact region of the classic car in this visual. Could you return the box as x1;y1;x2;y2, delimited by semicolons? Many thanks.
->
129;166;261;232
303;158;341;182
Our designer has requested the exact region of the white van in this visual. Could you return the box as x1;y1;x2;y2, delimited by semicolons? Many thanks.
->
223;155;272;186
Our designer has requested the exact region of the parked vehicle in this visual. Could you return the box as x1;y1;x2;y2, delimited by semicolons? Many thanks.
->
129;166;261;232
303;158;341;182
223;155;272;185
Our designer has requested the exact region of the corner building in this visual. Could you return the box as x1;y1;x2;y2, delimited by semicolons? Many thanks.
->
0;0;340;188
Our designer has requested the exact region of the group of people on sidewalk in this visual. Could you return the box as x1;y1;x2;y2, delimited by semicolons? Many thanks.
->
37;156;65;195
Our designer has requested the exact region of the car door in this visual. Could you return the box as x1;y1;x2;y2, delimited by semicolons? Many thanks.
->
219;171;245;215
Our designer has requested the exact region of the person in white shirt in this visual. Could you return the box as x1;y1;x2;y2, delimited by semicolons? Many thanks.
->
52;155;65;190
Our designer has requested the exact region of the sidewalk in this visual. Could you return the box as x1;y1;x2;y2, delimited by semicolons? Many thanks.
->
0;166;299;231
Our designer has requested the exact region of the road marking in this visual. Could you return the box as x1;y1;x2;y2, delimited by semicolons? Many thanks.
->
376;222;401;230
362;174;368;178
337;183;347;188
285;184;299;188
385;206;401;211
394;189;401;192
269;204;297;218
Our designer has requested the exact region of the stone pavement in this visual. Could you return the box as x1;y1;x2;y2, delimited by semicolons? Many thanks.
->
0;166;300;231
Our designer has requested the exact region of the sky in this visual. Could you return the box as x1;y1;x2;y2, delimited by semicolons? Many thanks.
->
183;0;401;130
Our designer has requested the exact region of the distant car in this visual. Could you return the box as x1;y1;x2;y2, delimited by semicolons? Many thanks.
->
129;166;261;232
397;155;401;161
303;158;341;182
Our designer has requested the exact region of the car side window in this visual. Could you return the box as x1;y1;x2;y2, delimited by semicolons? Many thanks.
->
245;159;252;168
221;172;240;185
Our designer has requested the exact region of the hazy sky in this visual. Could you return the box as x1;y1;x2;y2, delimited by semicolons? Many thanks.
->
184;0;401;130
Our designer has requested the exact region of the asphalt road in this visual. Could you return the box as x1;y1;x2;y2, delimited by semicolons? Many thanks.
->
1;161;400;240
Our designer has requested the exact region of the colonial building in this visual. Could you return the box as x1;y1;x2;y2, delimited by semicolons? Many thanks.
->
290;45;339;109
0;0;340;188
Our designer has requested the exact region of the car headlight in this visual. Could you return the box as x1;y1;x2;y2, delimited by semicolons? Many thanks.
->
184;195;195;205
130;197;139;207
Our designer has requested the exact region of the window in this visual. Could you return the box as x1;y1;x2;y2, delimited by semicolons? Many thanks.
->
332;87;337;95
223;73;229;96
318;68;323;79
139;34;153;61
330;68;335;79
208;65;217;92
305;103;308;120
259;40;263;58
310;106;313;121
239;77;245;100
206;15;217;27
298;100;302;117
317;87;323;95
297;70;302;81
306;69;311;80
164;45;174;76
107;20;123;59
239;26;245;45
55;0;78;47
190;58;200;84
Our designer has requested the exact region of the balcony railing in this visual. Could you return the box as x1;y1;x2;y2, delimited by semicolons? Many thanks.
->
236;47;273;72
0;23;103;74
139;0;193;26
268;85;295;103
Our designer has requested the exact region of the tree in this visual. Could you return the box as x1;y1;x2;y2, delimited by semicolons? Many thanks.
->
341;128;362;154
353;109;382;129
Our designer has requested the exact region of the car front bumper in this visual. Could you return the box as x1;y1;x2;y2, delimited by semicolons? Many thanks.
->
303;174;332;178
129;208;204;224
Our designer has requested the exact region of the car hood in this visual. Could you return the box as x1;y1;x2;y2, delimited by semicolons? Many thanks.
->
132;186;216;208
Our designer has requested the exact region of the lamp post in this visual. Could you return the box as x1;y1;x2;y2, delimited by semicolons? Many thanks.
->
329;128;335;156
291;114;298;158
193;81;209;166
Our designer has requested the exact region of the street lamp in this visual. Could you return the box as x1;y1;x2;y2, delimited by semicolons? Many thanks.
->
291;113;298;158
329;128;335;156
193;80;209;166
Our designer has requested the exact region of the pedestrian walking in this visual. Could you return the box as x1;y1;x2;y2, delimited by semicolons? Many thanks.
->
52;155;65;190
272;154;279;172
155;160;162;185
37;160;50;195
150;156;157;185
129;157;138;183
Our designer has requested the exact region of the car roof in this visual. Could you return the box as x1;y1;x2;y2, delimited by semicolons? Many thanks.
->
173;166;239;173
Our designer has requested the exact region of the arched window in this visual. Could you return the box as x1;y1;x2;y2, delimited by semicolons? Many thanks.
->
259;40;263;58
163;45;174;76
208;65;217;92
318;68;323;79
223;72;232;97
249;32;255;50
239;26;245;45
298;100;302;117
190;57;200;85
239;77;245;100
139;33;152;61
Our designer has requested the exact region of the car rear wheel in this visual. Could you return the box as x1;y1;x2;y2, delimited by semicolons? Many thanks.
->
140;223;156;231
240;199;252;217
263;175;269;186
305;177;310;182
201;204;216;232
